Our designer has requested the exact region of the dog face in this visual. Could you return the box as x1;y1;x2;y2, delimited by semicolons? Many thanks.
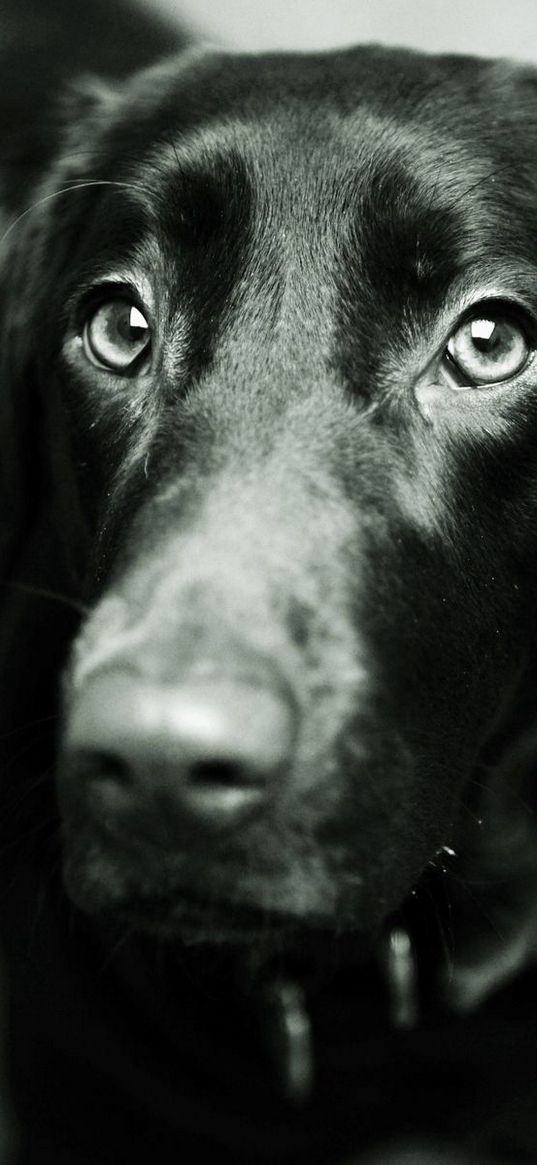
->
9;46;537;946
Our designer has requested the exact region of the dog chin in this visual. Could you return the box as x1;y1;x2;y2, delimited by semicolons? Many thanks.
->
62;850;365;951
63;850;293;943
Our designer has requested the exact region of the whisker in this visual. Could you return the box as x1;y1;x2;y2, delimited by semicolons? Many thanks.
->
444;160;514;214
0;761;55;816
97;927;137;976
0;578;88;615
0;178;152;249
1;736;55;779
0;713;58;742
0;807;59;863
465;774;534;816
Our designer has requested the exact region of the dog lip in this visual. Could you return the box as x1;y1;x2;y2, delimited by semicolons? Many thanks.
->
93;881;344;942
116;902;294;948
121;888;300;930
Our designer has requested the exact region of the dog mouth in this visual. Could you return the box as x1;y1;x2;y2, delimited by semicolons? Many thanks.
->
64;848;351;946
61;824;371;950
60;802;418;949
59;783;371;940
113;886;301;944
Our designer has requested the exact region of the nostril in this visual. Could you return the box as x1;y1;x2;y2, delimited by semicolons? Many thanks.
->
190;759;263;788
74;750;131;786
62;673;296;830
287;601;311;649
95;752;131;785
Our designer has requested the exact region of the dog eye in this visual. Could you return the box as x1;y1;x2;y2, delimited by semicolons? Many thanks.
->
444;311;531;387
83;299;151;372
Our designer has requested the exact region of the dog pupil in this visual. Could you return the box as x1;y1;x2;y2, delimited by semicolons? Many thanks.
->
469;318;517;363
116;303;148;348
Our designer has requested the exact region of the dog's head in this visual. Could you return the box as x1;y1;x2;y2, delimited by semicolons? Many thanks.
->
3;45;537;995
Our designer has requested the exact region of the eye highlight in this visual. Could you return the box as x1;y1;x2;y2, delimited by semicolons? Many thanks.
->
443;305;533;388
83;298;151;373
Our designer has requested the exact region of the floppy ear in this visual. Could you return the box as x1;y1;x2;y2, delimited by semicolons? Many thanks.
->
420;57;537;1017
0;72;124;734
440;713;537;1012
0;72;116;571
0;39;200;730
0;0;190;598
0;280;38;582
0;186;49;666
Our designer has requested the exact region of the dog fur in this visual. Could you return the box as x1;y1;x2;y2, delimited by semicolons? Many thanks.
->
2;3;537;1162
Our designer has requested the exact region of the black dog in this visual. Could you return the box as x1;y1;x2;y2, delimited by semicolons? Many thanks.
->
3;2;537;1162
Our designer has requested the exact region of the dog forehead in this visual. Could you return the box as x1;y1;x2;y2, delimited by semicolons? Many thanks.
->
126;47;457;172
68;44;537;371
116;46;522;245
120;43;535;157
126;43;506;127
125;98;489;322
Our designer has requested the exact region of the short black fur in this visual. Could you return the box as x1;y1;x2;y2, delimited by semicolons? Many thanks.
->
3;4;537;1164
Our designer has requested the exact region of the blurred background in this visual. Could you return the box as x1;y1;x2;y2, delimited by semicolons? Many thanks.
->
153;0;537;59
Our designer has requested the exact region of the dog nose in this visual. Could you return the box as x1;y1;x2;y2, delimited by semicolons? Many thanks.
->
62;671;295;832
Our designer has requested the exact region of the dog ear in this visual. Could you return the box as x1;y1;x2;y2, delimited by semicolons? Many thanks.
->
0;37;207;591
0;76;121;724
0;39;200;670
440;721;537;1012
0;68;119;556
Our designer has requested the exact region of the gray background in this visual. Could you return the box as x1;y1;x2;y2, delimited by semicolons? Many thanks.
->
153;0;537;58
